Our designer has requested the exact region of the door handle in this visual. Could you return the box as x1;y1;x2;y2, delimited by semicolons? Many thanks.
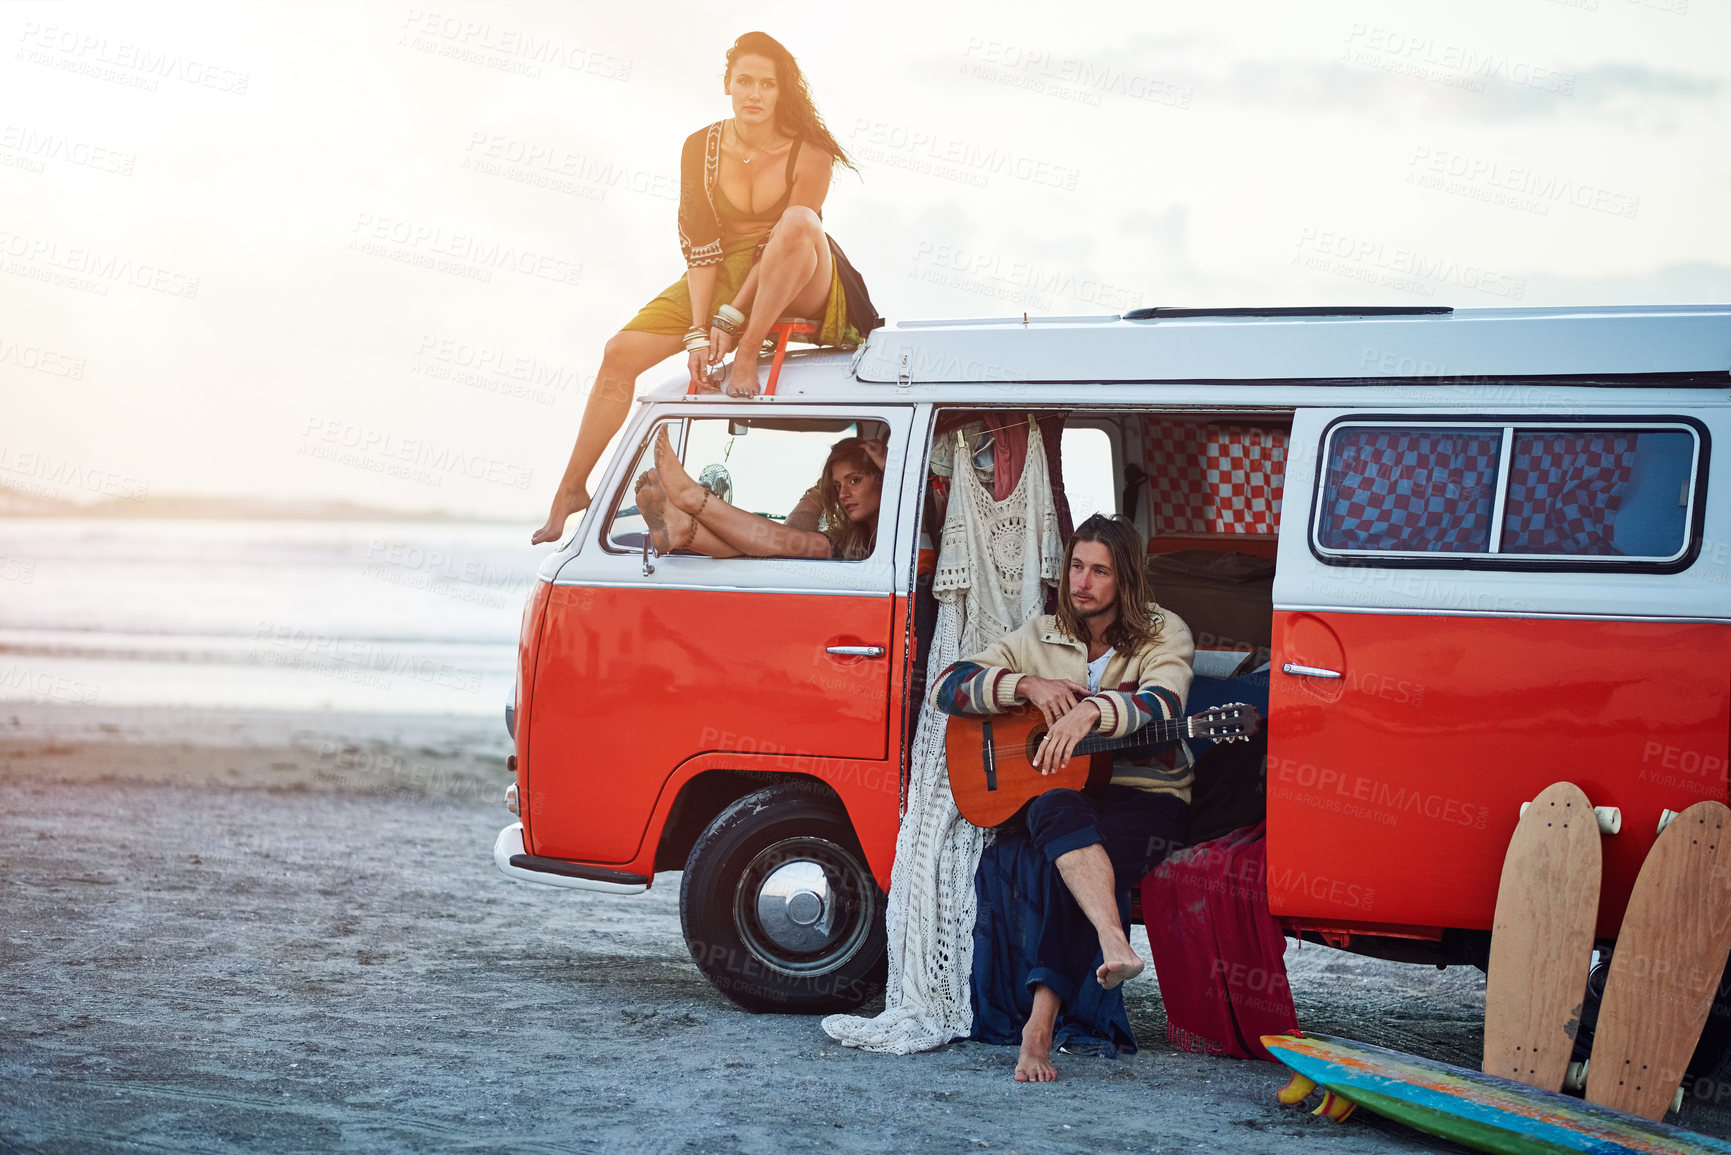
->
1281;662;1342;679
826;645;886;658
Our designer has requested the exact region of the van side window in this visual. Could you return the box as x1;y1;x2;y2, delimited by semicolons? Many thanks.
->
1061;425;1117;521
1145;419;1287;541
1318;427;1503;554
1502;430;1693;558
1313;420;1701;568
604;416;889;557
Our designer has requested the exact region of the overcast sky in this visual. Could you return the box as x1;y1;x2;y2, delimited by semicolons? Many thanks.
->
3;0;1727;520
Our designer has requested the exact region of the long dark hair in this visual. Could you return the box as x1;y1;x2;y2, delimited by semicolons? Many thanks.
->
818;437;882;560
725;32;857;172
1055;515;1163;654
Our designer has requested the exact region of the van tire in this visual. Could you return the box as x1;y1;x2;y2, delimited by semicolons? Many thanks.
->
680;784;887;1014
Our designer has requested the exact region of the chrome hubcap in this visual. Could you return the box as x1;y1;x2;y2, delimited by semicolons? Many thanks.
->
755;860;834;952
733;835;877;977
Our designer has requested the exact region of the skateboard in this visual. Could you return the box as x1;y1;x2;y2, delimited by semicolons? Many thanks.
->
1484;781;1604;1092
1265;1031;1731;1154
1587;800;1731;1121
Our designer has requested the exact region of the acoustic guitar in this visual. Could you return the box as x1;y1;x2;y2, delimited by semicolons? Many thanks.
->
945;702;1261;828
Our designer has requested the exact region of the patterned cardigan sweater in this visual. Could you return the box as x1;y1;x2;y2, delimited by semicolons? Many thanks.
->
931;609;1197;801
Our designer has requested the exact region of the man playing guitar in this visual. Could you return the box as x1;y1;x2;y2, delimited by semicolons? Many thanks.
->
931;514;1196;1082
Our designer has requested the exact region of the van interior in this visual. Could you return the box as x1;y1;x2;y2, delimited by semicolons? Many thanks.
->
909;407;1293;845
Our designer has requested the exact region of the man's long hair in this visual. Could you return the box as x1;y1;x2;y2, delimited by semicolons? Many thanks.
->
725;32;857;172
1055;514;1162;654
818;437;882;561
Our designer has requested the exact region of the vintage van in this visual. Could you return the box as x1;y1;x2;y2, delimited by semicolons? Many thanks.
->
495;303;1731;1024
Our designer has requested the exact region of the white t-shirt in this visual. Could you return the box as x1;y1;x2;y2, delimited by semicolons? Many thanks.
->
1085;648;1115;694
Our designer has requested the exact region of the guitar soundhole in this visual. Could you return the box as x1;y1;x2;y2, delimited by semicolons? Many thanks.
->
1024;725;1047;768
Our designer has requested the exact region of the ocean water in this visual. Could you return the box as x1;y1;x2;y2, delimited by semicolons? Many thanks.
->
0;520;544;716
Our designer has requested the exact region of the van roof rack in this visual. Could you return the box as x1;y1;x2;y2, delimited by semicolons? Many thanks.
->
1123;306;1455;321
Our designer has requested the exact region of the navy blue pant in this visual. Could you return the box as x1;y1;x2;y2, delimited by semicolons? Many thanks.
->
1023;785;1188;1005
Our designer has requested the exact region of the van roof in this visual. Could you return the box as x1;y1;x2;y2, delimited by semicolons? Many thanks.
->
859;304;1731;384
645;304;1731;400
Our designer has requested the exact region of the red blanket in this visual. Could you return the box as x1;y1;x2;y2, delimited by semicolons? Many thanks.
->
1140;822;1297;1060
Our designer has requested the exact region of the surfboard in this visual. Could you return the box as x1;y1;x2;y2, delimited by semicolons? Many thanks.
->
1263;1032;1731;1155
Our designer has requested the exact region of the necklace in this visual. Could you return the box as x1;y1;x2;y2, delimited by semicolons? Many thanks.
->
731;121;762;165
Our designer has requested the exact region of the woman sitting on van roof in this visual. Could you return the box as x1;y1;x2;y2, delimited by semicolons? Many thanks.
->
636;429;884;560
529;31;881;546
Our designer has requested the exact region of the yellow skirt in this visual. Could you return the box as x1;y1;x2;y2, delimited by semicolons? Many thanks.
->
623;231;862;348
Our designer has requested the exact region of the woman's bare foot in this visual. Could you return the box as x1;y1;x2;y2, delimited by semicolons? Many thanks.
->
531;485;591;545
634;471;694;554
724;344;763;398
658;501;695;553
1095;940;1146;991
652;426;708;514
1015;1022;1058;1083
634;472;671;551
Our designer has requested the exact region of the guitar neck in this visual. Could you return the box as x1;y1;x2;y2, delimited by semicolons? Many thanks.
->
1074;715;1189;756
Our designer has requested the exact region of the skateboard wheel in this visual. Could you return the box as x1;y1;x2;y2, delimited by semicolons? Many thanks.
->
1563;1060;1588;1092
1518;799;1619;835
1658;809;1680;835
1673;1086;1686;1115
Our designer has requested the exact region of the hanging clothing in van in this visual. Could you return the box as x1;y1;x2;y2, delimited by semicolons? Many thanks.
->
822;419;1061;1054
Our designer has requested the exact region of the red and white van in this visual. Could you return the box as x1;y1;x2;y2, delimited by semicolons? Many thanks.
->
496;303;1730;1017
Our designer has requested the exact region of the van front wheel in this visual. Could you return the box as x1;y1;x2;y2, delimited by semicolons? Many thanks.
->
680;784;887;1014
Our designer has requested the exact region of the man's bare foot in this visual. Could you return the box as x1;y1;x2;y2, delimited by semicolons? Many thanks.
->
652;427;708;514
1015;1023;1058;1083
1095;941;1146;991
724;346;762;398
531;485;590;545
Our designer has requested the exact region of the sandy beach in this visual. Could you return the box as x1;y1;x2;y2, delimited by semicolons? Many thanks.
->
5;700;1729;1153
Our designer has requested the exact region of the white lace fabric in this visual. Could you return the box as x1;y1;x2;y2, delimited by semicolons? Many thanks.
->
821;421;1060;1054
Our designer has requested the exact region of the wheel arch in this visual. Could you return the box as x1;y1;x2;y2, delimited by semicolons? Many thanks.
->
644;753;901;886
653;768;857;874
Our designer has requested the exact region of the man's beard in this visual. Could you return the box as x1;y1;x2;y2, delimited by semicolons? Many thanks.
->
1069;596;1116;623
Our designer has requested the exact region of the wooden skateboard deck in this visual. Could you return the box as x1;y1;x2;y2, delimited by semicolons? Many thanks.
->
1588;800;1731;1121
1265;1032;1731;1154
1485;781;1603;1091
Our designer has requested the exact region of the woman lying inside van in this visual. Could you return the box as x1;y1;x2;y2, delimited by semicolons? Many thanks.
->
635;428;884;559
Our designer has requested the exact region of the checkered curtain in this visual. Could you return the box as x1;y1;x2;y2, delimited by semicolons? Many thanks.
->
1144;422;1286;536
1319;428;1503;553
1500;433;1637;555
